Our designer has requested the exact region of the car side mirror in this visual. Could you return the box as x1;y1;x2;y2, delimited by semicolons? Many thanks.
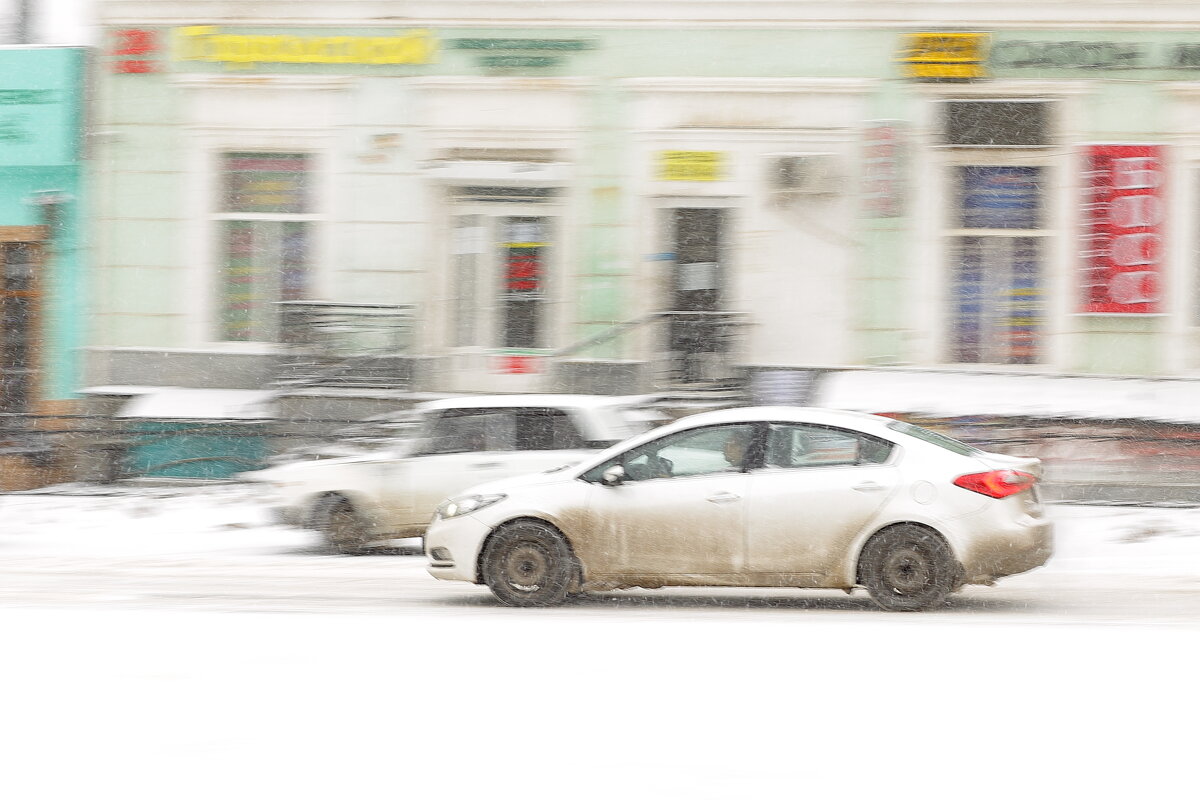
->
600;464;625;487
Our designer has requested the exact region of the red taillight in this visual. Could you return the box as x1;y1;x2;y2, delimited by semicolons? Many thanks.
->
953;470;1037;499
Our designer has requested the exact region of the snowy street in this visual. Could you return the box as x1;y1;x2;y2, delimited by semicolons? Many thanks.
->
2;484;1198;799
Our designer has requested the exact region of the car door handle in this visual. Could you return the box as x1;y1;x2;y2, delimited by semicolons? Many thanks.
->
706;492;741;504
470;462;503;469
852;482;885;492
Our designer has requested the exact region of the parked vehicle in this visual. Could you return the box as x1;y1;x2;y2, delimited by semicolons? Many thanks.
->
425;406;1054;611
242;395;664;552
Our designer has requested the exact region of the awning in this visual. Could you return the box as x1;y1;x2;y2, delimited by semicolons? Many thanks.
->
817;370;1200;425
114;388;276;421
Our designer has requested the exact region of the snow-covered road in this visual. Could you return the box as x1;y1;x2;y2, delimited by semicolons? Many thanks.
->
1;484;1197;799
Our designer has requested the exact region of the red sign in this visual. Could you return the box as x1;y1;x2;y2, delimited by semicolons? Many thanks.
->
494;356;540;374
111;29;160;73
862;122;904;218
1080;145;1165;313
504;248;542;292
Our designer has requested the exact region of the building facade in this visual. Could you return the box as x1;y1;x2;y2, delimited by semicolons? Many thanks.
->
87;2;1200;421
0;45;87;489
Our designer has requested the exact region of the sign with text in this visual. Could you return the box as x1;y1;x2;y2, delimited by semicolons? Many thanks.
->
173;26;437;69
1080;145;1165;314
898;32;988;81
657;151;725;181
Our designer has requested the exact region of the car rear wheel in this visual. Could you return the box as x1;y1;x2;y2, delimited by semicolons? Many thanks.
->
859;525;957;612
481;521;575;607
313;495;372;554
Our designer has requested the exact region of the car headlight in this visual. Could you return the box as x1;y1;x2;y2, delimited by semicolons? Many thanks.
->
436;493;507;519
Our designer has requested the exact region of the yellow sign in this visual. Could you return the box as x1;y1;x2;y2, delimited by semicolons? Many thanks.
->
174;26;437;68
898;32;988;80
657;151;724;182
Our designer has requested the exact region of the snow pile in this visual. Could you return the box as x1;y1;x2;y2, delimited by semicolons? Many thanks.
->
819;369;1200;424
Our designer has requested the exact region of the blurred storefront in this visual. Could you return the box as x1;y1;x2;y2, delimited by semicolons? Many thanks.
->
0;46;87;490
85;2;1200;448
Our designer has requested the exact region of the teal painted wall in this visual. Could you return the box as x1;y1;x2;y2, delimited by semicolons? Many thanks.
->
0;47;87;401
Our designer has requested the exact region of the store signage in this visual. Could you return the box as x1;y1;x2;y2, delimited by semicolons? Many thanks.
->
449;39;593;51
494;355;541;374
657;151;725;182
111;28;161;73
993;40;1200;71
897;33;988;81
450;38;594;70
862;122;904;218
173;26;437;68
1080;145;1164;314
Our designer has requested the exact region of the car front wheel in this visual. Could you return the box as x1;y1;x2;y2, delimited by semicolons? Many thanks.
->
859;525;958;612
480;521;575;607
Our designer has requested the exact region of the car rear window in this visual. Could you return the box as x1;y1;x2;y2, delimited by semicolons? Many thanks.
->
886;419;982;456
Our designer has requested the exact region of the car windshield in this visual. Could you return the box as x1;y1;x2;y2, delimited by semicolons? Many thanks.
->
886;419;982;456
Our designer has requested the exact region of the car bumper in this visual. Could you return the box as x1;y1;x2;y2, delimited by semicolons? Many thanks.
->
425;514;493;583
959;516;1054;584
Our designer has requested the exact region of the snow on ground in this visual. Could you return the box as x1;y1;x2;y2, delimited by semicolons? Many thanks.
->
4;481;1200;575
1;483;1198;799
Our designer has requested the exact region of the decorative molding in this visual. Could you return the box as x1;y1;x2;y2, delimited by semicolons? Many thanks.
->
170;75;356;90
622;77;874;94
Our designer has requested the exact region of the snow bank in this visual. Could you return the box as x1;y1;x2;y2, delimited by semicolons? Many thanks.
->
819;369;1200;424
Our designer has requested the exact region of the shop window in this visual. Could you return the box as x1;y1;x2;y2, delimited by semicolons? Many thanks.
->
949;166;1046;365
0;242;39;414
941;100;1054;148
217;153;312;342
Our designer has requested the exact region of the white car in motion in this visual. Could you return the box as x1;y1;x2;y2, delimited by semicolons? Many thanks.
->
243;395;663;552
425;406;1054;611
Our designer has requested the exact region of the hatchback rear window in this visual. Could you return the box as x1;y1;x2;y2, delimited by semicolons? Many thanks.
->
886;420;982;456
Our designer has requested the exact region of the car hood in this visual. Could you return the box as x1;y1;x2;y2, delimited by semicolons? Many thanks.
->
451;464;581;497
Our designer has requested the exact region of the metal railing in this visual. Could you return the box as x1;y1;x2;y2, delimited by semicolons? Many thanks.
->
551;310;751;394
276;301;417;389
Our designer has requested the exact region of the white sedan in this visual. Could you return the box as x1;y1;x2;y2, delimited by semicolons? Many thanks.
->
242;395;663;552
425;406;1054;611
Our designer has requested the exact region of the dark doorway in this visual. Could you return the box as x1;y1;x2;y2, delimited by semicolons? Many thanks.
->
668;208;727;382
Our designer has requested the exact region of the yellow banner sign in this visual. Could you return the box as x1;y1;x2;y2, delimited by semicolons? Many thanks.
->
174;26;437;68
898;32;988;80
657;151;724;182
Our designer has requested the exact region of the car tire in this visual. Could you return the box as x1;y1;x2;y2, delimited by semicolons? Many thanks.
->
480;520;575;607
859;525;958;612
312;494;372;555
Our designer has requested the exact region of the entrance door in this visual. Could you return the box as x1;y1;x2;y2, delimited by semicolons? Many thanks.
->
0;239;42;416
447;204;556;354
668;208;727;382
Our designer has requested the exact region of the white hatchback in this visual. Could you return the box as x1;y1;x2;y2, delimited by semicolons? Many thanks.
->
243;394;663;552
425;406;1054;611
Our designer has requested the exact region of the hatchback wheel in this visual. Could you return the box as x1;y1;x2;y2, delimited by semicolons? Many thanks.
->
859;525;957;612
313;495;372;554
481;521;575;607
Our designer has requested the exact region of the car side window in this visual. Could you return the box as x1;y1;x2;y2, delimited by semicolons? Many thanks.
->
763;424;893;468
585;423;757;482
419;410;517;454
514;408;587;450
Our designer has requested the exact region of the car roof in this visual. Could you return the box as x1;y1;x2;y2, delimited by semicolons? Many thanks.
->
662;405;899;433
413;394;656;413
